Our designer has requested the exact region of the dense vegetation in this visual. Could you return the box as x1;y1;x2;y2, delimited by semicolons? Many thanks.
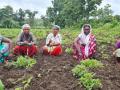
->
0;0;120;29
42;0;120;28
0;22;120;45
0;6;39;28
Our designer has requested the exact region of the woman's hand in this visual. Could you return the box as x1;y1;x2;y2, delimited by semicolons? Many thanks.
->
24;41;29;44
50;43;55;47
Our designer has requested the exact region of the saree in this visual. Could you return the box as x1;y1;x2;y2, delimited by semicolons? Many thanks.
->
73;24;96;60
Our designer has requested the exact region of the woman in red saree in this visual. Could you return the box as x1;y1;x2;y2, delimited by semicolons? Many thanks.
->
73;24;96;61
42;25;62;56
14;24;37;57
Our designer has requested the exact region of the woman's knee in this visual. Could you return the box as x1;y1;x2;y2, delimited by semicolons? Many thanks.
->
42;46;49;54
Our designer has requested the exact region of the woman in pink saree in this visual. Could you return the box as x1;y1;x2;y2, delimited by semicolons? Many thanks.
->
73;24;96;61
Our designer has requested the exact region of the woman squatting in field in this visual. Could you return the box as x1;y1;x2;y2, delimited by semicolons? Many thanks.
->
73;24;96;61
14;24;37;57
0;35;12;63
42;25;62;56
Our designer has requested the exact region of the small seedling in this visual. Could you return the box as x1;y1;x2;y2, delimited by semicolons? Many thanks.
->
14;56;36;69
22;76;33;89
72;59;103;90
80;59;103;68
72;65;88;77
80;74;102;90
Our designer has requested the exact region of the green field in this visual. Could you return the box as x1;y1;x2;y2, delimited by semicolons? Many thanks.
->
0;23;120;45
0;23;120;90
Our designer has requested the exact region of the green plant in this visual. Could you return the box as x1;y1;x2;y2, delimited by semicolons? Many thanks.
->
22;76;33;89
15;87;22;90
0;80;4;90
72;59;103;90
72;65;88;77
26;58;37;68
65;48;73;54
81;72;95;79
80;73;102;90
80;59;103;68
14;56;36;68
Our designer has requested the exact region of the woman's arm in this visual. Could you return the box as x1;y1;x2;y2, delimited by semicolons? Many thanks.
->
2;37;13;51
17;33;25;45
74;37;81;55
46;34;52;46
74;37;80;46
28;33;37;45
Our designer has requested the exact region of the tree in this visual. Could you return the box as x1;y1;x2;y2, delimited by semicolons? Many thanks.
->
46;0;103;27
46;0;65;27
25;10;38;26
0;5;16;28
0;6;38;28
83;0;102;22
17;8;26;26
96;4;113;23
114;15;120;22
41;15;51;28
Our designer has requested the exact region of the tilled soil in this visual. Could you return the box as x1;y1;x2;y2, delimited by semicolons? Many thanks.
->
0;41;120;90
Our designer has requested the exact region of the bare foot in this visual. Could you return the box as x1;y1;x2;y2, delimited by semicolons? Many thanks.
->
73;55;78;60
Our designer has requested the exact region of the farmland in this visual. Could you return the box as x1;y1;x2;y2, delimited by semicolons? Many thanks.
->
0;23;120;90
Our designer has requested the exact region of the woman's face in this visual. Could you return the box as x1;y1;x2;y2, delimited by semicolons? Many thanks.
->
23;27;30;34
84;26;90;35
52;29;59;35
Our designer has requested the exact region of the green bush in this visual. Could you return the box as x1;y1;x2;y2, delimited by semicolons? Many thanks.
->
80;75;102;90
80;59;103;68
72;59;103;90
14;56;36;69
72;65;88;77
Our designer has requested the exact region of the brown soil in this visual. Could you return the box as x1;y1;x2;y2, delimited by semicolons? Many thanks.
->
0;40;120;90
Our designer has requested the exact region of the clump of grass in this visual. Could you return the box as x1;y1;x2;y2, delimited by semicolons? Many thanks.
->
72;65;88;77
80;59;104;68
13;56;36;69
72;59;103;90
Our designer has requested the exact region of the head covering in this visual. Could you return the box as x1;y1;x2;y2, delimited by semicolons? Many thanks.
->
21;24;31;32
81;24;92;34
52;25;60;30
78;24;92;57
